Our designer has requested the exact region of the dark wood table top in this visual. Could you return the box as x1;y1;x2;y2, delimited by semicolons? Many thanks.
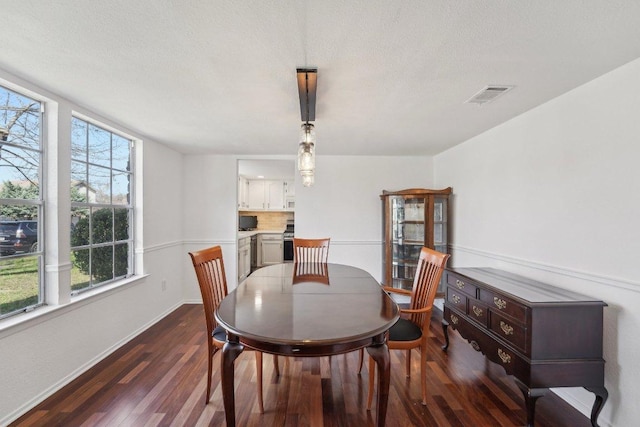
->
216;263;399;352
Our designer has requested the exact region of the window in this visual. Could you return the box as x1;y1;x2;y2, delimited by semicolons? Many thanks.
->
70;117;134;293
0;84;43;318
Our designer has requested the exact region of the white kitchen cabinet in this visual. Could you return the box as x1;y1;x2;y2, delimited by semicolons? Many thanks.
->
265;180;285;210
259;233;283;266
238;237;251;281
238;176;249;210
284;180;295;211
247;180;286;211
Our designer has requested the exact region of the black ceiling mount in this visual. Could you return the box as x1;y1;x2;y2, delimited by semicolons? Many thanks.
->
297;68;317;122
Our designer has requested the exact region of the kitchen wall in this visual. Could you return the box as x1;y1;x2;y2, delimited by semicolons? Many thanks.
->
434;57;640;427
240;211;294;230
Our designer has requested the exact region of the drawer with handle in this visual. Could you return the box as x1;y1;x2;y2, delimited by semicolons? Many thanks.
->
467;298;489;327
447;273;478;298
446;287;467;312
479;288;527;321
489;310;528;354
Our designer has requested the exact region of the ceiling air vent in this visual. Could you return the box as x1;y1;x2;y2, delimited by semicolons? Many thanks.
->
465;85;514;105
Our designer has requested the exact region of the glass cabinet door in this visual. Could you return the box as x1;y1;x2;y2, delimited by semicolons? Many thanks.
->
390;196;426;290
433;196;448;254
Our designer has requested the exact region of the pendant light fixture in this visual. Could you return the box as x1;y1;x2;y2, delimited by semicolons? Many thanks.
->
297;68;317;187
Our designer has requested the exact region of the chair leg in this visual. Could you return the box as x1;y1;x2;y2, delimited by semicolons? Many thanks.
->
405;349;411;377
206;345;215;404
367;355;375;410
420;346;428;405
357;348;364;373
255;352;264;413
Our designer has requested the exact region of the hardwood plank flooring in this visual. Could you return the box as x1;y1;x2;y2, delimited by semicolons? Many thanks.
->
11;304;592;426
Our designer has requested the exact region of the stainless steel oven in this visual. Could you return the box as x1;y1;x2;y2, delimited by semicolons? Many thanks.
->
283;220;294;262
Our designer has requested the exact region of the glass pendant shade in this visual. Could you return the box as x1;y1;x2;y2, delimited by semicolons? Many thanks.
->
298;122;315;186
301;170;314;187
298;141;315;172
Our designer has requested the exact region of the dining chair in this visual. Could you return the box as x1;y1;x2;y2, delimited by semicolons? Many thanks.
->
367;247;450;409
189;245;264;412
293;237;330;263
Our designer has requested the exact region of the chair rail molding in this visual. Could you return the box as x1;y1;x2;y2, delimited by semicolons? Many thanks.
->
450;244;639;293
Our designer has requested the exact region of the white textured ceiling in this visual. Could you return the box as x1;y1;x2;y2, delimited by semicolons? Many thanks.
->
2;1;640;156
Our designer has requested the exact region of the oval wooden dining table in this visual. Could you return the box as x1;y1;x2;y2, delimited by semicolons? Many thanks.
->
215;262;400;426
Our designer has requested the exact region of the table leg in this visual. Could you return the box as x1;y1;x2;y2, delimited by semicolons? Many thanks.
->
585;386;608;427
221;335;244;427
367;338;390;427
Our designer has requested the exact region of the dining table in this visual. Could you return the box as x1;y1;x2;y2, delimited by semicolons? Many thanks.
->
215;262;400;426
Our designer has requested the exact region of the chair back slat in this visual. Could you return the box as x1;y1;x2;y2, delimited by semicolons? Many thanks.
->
408;247;450;329
293;238;330;263
189;246;228;336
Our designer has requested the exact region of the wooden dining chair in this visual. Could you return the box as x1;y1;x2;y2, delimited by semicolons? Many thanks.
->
189;245;264;412
367;247;450;409
293;237;330;263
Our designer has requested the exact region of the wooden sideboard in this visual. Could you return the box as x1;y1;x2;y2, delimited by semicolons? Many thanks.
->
442;267;608;427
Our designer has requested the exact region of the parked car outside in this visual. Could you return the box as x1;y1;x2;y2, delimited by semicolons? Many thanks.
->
0;220;38;256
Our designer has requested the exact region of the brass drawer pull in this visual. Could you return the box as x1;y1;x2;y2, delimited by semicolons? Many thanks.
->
472;305;483;317
498;348;511;364
455;279;465;290
452;294;461;304
493;297;507;310
450;314;459;325
500;321;514;335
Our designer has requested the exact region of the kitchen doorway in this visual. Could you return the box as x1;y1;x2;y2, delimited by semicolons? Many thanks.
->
237;159;295;283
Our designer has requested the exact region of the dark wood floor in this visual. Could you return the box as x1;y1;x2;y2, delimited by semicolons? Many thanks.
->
12;304;592;426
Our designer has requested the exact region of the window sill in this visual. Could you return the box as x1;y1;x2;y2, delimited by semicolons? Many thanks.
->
0;274;149;339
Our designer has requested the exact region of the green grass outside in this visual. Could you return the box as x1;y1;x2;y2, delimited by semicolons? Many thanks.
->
0;255;91;316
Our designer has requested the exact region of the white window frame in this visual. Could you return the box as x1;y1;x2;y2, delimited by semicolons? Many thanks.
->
69;115;135;294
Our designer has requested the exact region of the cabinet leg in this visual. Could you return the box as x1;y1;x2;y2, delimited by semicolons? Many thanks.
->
585;386;608;427
441;319;450;351
515;381;546;427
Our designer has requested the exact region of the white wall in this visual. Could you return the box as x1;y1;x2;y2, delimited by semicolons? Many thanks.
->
434;57;640;427
0;70;185;425
295;155;435;279
181;154;435;301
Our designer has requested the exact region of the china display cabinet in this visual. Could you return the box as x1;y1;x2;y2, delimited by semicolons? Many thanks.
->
380;188;452;292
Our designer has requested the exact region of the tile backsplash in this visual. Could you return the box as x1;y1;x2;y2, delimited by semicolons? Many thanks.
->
241;211;293;230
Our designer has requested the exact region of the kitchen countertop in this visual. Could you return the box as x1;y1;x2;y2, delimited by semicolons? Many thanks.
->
238;229;284;239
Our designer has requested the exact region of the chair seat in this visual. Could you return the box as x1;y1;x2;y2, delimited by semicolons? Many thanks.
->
389;318;422;342
213;325;227;342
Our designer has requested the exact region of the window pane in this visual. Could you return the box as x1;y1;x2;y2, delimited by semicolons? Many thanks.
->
114;208;129;241
0;146;40;197
88;124;110;167
112;134;130;171
0;256;40;316
71;161;89;203
112;171;130;205
92;246;113;284
92;208;113;244
0;144;40;192
114;243;128;277
70;207;90;246
89;164;111;204
71;118;87;161
0;87;40;151
71;249;91;292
